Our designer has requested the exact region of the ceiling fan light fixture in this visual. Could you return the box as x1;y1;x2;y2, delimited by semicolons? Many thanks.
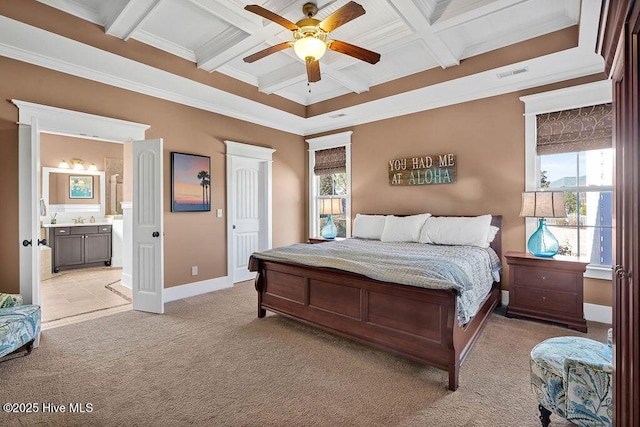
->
294;36;326;62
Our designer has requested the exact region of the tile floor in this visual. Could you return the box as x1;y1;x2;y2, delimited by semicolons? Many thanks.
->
40;267;132;330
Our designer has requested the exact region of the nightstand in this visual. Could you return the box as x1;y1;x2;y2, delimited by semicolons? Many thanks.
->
505;251;589;332
308;237;345;244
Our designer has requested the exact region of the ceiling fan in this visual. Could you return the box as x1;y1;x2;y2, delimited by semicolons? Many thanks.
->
243;1;381;83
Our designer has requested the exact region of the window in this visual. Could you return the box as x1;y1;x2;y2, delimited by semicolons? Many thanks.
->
306;131;352;239
318;172;347;237
538;149;613;266
521;80;613;279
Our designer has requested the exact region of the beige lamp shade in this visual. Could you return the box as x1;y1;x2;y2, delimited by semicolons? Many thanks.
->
320;198;343;215
519;191;567;218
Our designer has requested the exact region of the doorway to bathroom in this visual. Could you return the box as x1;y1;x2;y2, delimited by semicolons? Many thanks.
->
38;133;131;329
16;100;166;331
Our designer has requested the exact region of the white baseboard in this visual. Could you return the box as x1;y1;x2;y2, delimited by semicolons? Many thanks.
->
163;276;232;303
501;290;612;324
121;272;132;289
501;290;509;306
584;303;612;324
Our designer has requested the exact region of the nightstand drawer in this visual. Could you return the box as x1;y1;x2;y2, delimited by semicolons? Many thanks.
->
512;287;579;316
513;267;577;292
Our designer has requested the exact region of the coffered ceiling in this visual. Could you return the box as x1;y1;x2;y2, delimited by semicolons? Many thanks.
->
36;0;582;105
0;0;605;135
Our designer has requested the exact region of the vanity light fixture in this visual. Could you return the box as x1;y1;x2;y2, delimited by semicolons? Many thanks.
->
72;159;85;170
58;160;70;169
87;163;98;171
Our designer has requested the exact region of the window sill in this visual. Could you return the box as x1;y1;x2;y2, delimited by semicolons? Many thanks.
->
585;265;612;281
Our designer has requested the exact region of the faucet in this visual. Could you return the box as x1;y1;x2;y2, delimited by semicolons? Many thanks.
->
74;216;84;224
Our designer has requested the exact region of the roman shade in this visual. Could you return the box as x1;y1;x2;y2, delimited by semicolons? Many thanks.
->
536;103;612;155
313;146;346;175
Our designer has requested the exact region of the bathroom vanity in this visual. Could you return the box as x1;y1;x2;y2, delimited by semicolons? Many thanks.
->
44;223;112;273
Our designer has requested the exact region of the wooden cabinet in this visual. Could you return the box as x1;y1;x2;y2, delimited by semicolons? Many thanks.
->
505;251;588;332
47;225;112;273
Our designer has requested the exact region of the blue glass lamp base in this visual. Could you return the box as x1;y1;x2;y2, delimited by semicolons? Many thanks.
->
321;215;338;239
528;218;559;257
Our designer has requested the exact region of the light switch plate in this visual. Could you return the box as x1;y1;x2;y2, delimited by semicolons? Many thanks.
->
191;266;198;276
216;209;223;217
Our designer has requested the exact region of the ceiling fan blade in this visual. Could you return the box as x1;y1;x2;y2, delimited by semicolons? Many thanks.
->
243;42;293;63
319;1;366;33
244;5;299;31
306;58;321;83
328;40;380;64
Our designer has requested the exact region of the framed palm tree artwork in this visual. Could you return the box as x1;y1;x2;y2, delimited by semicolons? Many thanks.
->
171;152;211;212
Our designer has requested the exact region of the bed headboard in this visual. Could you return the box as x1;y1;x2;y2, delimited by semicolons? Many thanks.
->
489;215;503;260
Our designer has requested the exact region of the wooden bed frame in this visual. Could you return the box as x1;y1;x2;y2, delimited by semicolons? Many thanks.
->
251;215;502;391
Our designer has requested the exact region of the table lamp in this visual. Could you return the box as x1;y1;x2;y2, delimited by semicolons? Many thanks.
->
319;198;342;239
519;191;567;257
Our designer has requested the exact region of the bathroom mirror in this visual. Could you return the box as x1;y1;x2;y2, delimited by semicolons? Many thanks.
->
42;167;105;215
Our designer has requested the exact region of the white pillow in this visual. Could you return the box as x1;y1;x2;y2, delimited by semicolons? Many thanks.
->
353;214;387;240
419;215;493;247
380;213;431;243
486;225;499;245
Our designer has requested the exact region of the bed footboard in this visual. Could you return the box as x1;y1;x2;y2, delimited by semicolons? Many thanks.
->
253;259;499;390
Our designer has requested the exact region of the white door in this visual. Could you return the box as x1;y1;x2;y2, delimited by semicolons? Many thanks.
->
231;157;263;282
132;138;164;313
18;119;41;306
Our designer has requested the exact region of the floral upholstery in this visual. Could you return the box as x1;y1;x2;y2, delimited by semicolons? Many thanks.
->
530;332;613;427
0;293;41;359
0;293;23;308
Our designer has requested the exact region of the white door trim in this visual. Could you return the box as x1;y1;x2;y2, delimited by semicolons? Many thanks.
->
225;141;275;284
13;100;149;307
18;120;40;307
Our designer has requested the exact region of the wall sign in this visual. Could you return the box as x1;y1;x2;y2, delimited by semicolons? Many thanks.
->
388;153;457;186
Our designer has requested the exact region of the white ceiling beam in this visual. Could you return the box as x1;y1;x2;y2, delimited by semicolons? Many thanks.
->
391;0;460;68
193;0;300;72
430;0;527;32
36;0;102;24
577;0;603;51
258;65;307;94
323;67;371;94
258;60;371;95
197;32;263;72
105;0;163;41
188;0;262;35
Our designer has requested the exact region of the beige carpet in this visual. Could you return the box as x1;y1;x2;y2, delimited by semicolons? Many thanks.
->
1;281;607;426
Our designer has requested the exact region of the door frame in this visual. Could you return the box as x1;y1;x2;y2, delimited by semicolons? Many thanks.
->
13;100;150;306
224;140;274;284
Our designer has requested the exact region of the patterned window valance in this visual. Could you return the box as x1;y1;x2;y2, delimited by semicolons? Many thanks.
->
314;146;346;175
536;103;612;155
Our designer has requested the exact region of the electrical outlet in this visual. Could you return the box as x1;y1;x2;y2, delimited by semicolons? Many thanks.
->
191;266;198;276
216;208;223;218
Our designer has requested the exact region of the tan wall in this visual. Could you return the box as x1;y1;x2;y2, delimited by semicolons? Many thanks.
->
40;134;124;170
0;56;306;293
337;75;611;306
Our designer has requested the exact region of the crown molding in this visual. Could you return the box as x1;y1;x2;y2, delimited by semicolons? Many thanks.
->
0;0;605;137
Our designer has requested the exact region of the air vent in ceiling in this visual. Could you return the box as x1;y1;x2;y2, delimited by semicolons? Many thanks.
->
497;67;529;79
330;113;347;119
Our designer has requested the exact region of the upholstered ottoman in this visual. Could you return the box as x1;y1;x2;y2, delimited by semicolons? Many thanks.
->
530;332;612;427
0;294;41;359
